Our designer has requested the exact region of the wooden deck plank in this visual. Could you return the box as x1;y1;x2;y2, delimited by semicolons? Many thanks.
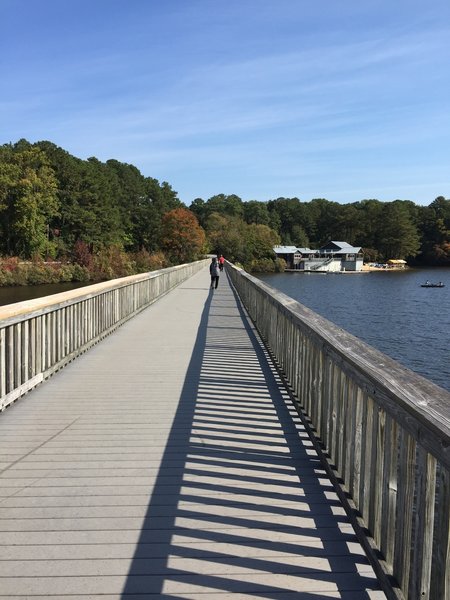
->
0;267;386;598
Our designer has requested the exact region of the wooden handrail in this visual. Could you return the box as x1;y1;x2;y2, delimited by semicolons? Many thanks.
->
227;262;450;600
0;259;209;411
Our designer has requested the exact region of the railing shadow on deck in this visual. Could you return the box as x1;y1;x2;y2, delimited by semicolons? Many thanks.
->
121;274;383;598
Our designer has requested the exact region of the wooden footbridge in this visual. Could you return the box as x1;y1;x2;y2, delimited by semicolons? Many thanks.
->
0;261;449;599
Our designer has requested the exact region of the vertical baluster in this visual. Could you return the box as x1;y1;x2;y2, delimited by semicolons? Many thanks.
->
364;397;377;532
371;406;385;547
335;368;346;478
292;328;300;399
430;465;449;600
59;307;65;362
321;355;333;452
311;346;320;437
306;339;314;418
291;320;296;391
355;389;368;511
287;318;294;384
409;449;436;599
103;292;108;331
6;326;14;393
21;319;29;384
316;346;324;433
0;328;6;405
393;430;416;597
14;323;22;389
87;298;91;343
361;392;373;523
380;416;398;569
77;302;82;350
55;309;61;364
50;312;55;368
342;377;355;491
329;363;339;467
65;305;71;356
300;337;308;412
83;300;88;346
28;318;36;379
347;383;359;499
36;315;43;375
304;338;311;415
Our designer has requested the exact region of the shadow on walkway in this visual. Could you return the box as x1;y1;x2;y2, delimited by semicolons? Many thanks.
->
121;272;383;598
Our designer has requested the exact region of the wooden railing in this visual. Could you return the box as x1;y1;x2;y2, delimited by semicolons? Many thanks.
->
0;259;209;411
227;263;450;600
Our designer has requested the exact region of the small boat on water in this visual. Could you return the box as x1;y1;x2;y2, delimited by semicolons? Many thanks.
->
421;281;445;288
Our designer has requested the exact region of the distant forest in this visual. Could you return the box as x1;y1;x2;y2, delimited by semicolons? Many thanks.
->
0;139;449;284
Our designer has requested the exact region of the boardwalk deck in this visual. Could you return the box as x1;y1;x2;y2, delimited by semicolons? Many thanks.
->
0;267;386;599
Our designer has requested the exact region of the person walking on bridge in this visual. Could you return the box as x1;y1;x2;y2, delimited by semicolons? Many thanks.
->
218;254;225;271
209;257;220;289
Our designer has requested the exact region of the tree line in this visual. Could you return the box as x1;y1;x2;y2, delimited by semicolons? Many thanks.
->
0;139;448;285
190;194;450;268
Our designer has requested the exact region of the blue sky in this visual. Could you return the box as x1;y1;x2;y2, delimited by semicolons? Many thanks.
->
1;0;450;206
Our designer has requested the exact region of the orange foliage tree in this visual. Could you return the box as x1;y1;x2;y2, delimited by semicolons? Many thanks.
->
161;208;206;264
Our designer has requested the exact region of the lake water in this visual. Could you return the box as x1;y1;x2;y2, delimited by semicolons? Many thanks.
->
1;271;449;391
257;268;450;392
0;282;89;308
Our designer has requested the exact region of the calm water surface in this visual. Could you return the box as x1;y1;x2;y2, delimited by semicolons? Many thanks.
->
257;268;450;392
0;282;89;308
1;272;449;391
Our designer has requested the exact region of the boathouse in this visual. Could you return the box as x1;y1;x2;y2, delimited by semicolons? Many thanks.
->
317;240;364;271
273;245;306;268
273;241;364;272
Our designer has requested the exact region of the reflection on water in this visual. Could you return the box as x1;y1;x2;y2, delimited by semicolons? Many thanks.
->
0;281;90;308
257;268;450;392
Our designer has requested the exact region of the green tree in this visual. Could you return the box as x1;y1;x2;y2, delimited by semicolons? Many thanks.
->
417;197;450;264
106;159;147;249
333;204;363;244
35;143;126;252
245;224;280;260
267;198;302;241
205;194;244;219
189;197;207;227
134;178;183;252
307;199;342;246
378;202;421;260
291;224;310;248
206;213;247;263
243;200;270;225
0;143;59;257
72;157;126;249
353;199;384;249
35;143;182;255
35;141;89;254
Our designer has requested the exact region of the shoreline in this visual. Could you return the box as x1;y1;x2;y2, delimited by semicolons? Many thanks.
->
284;265;411;274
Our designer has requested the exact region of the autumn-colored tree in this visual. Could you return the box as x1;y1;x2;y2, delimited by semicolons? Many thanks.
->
160;208;206;264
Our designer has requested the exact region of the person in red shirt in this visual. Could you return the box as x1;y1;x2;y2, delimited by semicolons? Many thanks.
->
218;255;225;271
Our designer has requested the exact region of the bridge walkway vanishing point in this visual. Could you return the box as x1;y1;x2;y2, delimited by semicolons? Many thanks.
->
0;266;386;599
